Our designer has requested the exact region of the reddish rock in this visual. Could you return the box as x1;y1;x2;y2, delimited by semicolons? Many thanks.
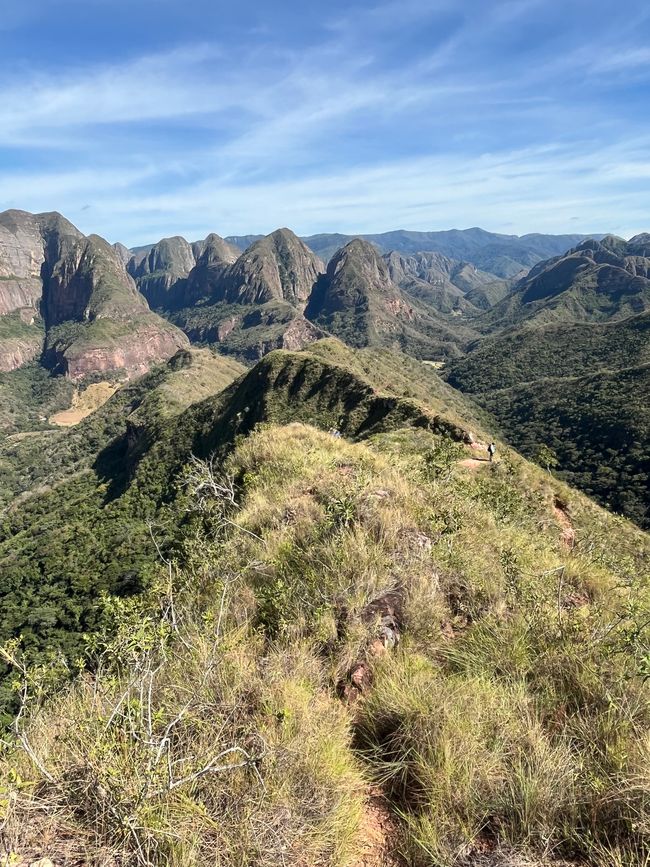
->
0;335;42;372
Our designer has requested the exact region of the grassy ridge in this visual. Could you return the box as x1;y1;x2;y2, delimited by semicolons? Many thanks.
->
1;422;648;865
0;342;482;718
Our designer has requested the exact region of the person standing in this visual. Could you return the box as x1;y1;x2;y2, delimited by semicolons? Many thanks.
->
487;442;496;462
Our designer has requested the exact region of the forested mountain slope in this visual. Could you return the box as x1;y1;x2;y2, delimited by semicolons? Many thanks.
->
448;237;650;527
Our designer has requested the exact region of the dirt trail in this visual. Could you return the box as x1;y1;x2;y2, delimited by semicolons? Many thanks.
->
352;788;406;867
553;497;575;550
458;457;491;471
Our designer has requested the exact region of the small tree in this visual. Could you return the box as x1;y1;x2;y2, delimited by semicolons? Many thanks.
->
536;443;559;474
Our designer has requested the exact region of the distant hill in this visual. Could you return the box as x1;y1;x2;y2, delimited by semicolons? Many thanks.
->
480;234;650;331
224;227;602;276
305;238;478;359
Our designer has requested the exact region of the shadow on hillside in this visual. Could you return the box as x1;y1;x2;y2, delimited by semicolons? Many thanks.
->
93;432;134;503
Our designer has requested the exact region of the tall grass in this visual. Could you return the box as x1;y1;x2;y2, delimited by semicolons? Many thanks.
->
2;422;649;865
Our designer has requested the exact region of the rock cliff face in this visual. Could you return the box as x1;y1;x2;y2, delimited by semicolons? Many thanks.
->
0;209;188;377
183;234;241;305
305;239;477;358
128;236;198;309
0;336;41;372
0;210;82;316
44;234;150;326
53;323;189;380
217;229;324;306
113;242;132;266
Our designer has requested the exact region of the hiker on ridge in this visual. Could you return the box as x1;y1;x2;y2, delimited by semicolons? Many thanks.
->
487;442;496;462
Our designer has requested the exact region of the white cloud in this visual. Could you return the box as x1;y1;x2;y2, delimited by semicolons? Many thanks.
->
1;0;649;244
33;137;644;244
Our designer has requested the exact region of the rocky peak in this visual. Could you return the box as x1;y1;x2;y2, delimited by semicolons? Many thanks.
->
128;236;202;310
198;233;240;267
304;238;414;349
44;234;147;327
599;234;628;255
311;238;399;313
129;236;195;279
113;242;132;266
217;228;324;307
627;233;650;257
183;234;241;304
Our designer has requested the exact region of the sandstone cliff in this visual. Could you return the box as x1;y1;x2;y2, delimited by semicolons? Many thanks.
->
216;228;324;306
0;210;188;378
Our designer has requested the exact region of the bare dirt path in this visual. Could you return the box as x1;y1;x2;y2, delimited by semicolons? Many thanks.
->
553;497;575;550
352;787;406;867
458;457;491;471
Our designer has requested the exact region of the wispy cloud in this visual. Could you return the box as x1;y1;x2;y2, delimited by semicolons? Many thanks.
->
0;0;648;243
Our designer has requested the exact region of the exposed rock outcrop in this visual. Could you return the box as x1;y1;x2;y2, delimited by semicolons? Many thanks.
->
183;233;241;304
0;209;188;379
113;242;132;266
128;236;198;309
0;335;42;372
54;323;189;381
216;228;324;306
0;210;82;316
43;234;150;326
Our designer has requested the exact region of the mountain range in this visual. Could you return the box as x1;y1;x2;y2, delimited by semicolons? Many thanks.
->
0;209;649;867
0;209;647;528
223;227;603;277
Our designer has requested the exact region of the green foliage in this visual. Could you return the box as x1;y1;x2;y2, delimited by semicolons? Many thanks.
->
0;363;73;435
0;334;649;864
0;311;42;342
447;312;650;529
168;299;299;361
536;442;559;472
447;312;650;394
477;365;650;528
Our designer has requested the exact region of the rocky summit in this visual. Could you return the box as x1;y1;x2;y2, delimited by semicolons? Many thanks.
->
216;228;324;306
0;209;187;379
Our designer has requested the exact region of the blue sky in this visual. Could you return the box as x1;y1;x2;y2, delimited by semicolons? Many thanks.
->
0;0;649;245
